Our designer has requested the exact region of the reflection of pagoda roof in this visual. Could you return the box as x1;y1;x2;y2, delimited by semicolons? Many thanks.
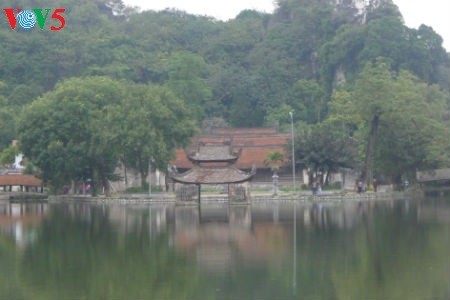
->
188;143;240;163
171;166;255;185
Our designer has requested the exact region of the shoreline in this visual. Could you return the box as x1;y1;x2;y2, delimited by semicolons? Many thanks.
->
1;188;423;205
43;189;418;205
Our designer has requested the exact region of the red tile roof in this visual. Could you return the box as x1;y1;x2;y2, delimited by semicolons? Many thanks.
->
172;128;291;169
238;147;287;168
207;128;278;136
0;174;42;186
188;144;238;162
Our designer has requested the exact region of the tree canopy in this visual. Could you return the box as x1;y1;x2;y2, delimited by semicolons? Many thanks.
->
1;0;449;187
327;61;450;185
18;77;196;193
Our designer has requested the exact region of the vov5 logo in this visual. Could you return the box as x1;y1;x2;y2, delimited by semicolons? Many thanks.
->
3;8;66;31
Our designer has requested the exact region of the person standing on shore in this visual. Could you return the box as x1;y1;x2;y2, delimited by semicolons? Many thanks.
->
357;180;363;193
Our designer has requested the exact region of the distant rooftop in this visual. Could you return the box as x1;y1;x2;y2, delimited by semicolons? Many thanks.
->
188;143;239;163
205;127;279;136
0;174;42;187
173;127;290;169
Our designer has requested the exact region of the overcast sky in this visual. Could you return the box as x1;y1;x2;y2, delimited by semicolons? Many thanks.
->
123;0;450;51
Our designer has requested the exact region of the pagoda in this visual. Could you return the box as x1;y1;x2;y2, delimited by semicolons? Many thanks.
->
170;142;255;202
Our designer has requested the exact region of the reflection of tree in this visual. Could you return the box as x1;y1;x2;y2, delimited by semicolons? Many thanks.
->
19;204;205;300
1;200;449;300
330;201;450;300
284;200;450;299
0;236;25;299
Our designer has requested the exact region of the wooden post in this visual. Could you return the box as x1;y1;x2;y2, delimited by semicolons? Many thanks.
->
197;184;201;204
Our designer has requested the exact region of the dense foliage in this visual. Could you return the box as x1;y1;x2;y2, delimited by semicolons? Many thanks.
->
327;60;450;185
18;77;195;193
0;0;449;187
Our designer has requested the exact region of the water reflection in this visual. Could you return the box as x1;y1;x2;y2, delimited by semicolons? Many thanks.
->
0;201;47;247
175;205;288;272
0;197;448;299
418;197;450;224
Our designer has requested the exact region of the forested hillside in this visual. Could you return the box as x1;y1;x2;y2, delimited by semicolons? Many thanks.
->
1;0;450;188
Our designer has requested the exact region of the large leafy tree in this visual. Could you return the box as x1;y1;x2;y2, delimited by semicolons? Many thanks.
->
329;60;450;185
18;76;125;194
18;77;197;193
293;122;358;185
351;60;395;184
374;71;450;182
114;83;197;188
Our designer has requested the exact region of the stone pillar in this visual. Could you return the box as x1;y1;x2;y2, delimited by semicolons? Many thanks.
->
272;173;279;195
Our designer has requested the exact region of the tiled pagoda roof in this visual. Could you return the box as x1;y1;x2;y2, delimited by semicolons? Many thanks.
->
170;166;255;185
188;144;239;163
172;127;290;169
0;174;42;186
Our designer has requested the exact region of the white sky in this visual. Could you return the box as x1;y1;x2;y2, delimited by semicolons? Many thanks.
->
123;0;450;51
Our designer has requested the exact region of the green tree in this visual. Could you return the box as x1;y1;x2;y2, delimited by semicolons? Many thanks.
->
166;51;213;119
352;60;395;184
328;61;450;185
115;84;197;188
0;145;18;168
289;79;328;124
265;104;293;128
374;71;450;183
18;76;125;194
293;122;358;185
264;151;284;174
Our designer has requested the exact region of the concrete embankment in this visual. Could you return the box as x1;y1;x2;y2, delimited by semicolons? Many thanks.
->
47;189;419;205
0;192;48;201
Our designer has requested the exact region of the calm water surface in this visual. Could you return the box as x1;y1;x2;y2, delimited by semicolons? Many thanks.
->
0;196;449;300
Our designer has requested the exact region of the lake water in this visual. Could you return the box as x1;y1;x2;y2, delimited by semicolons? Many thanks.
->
0;196;449;300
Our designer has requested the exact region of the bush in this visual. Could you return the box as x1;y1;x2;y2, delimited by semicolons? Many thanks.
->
322;182;342;190
124;185;163;194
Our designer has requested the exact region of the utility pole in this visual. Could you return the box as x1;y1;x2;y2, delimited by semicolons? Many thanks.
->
289;110;296;194
148;160;152;198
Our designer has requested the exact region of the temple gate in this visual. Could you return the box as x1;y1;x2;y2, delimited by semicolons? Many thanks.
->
170;142;255;203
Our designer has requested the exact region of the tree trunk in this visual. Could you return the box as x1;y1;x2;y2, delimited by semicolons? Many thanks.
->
91;167;98;196
139;165;148;189
123;161;128;190
70;180;75;195
137;156;148;189
140;171;147;189
96;165;110;197
324;170;330;186
102;177;110;197
362;115;379;185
